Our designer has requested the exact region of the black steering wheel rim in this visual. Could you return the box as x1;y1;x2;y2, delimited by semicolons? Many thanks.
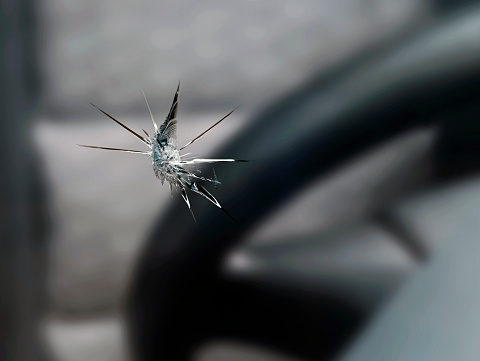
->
126;7;480;360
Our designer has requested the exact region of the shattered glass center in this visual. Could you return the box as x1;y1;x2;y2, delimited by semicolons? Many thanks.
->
79;82;245;222
151;133;182;185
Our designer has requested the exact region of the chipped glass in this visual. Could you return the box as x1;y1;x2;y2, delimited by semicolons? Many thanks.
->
79;83;246;222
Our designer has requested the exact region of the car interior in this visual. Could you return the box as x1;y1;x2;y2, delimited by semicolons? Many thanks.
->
3;0;480;361
126;3;480;360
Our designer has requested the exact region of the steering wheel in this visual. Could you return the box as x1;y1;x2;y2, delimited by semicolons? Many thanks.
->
126;6;480;361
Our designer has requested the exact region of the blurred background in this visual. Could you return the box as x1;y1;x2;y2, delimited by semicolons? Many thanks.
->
3;0;480;360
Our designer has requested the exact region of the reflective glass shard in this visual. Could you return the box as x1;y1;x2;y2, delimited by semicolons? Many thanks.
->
80;83;247;221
